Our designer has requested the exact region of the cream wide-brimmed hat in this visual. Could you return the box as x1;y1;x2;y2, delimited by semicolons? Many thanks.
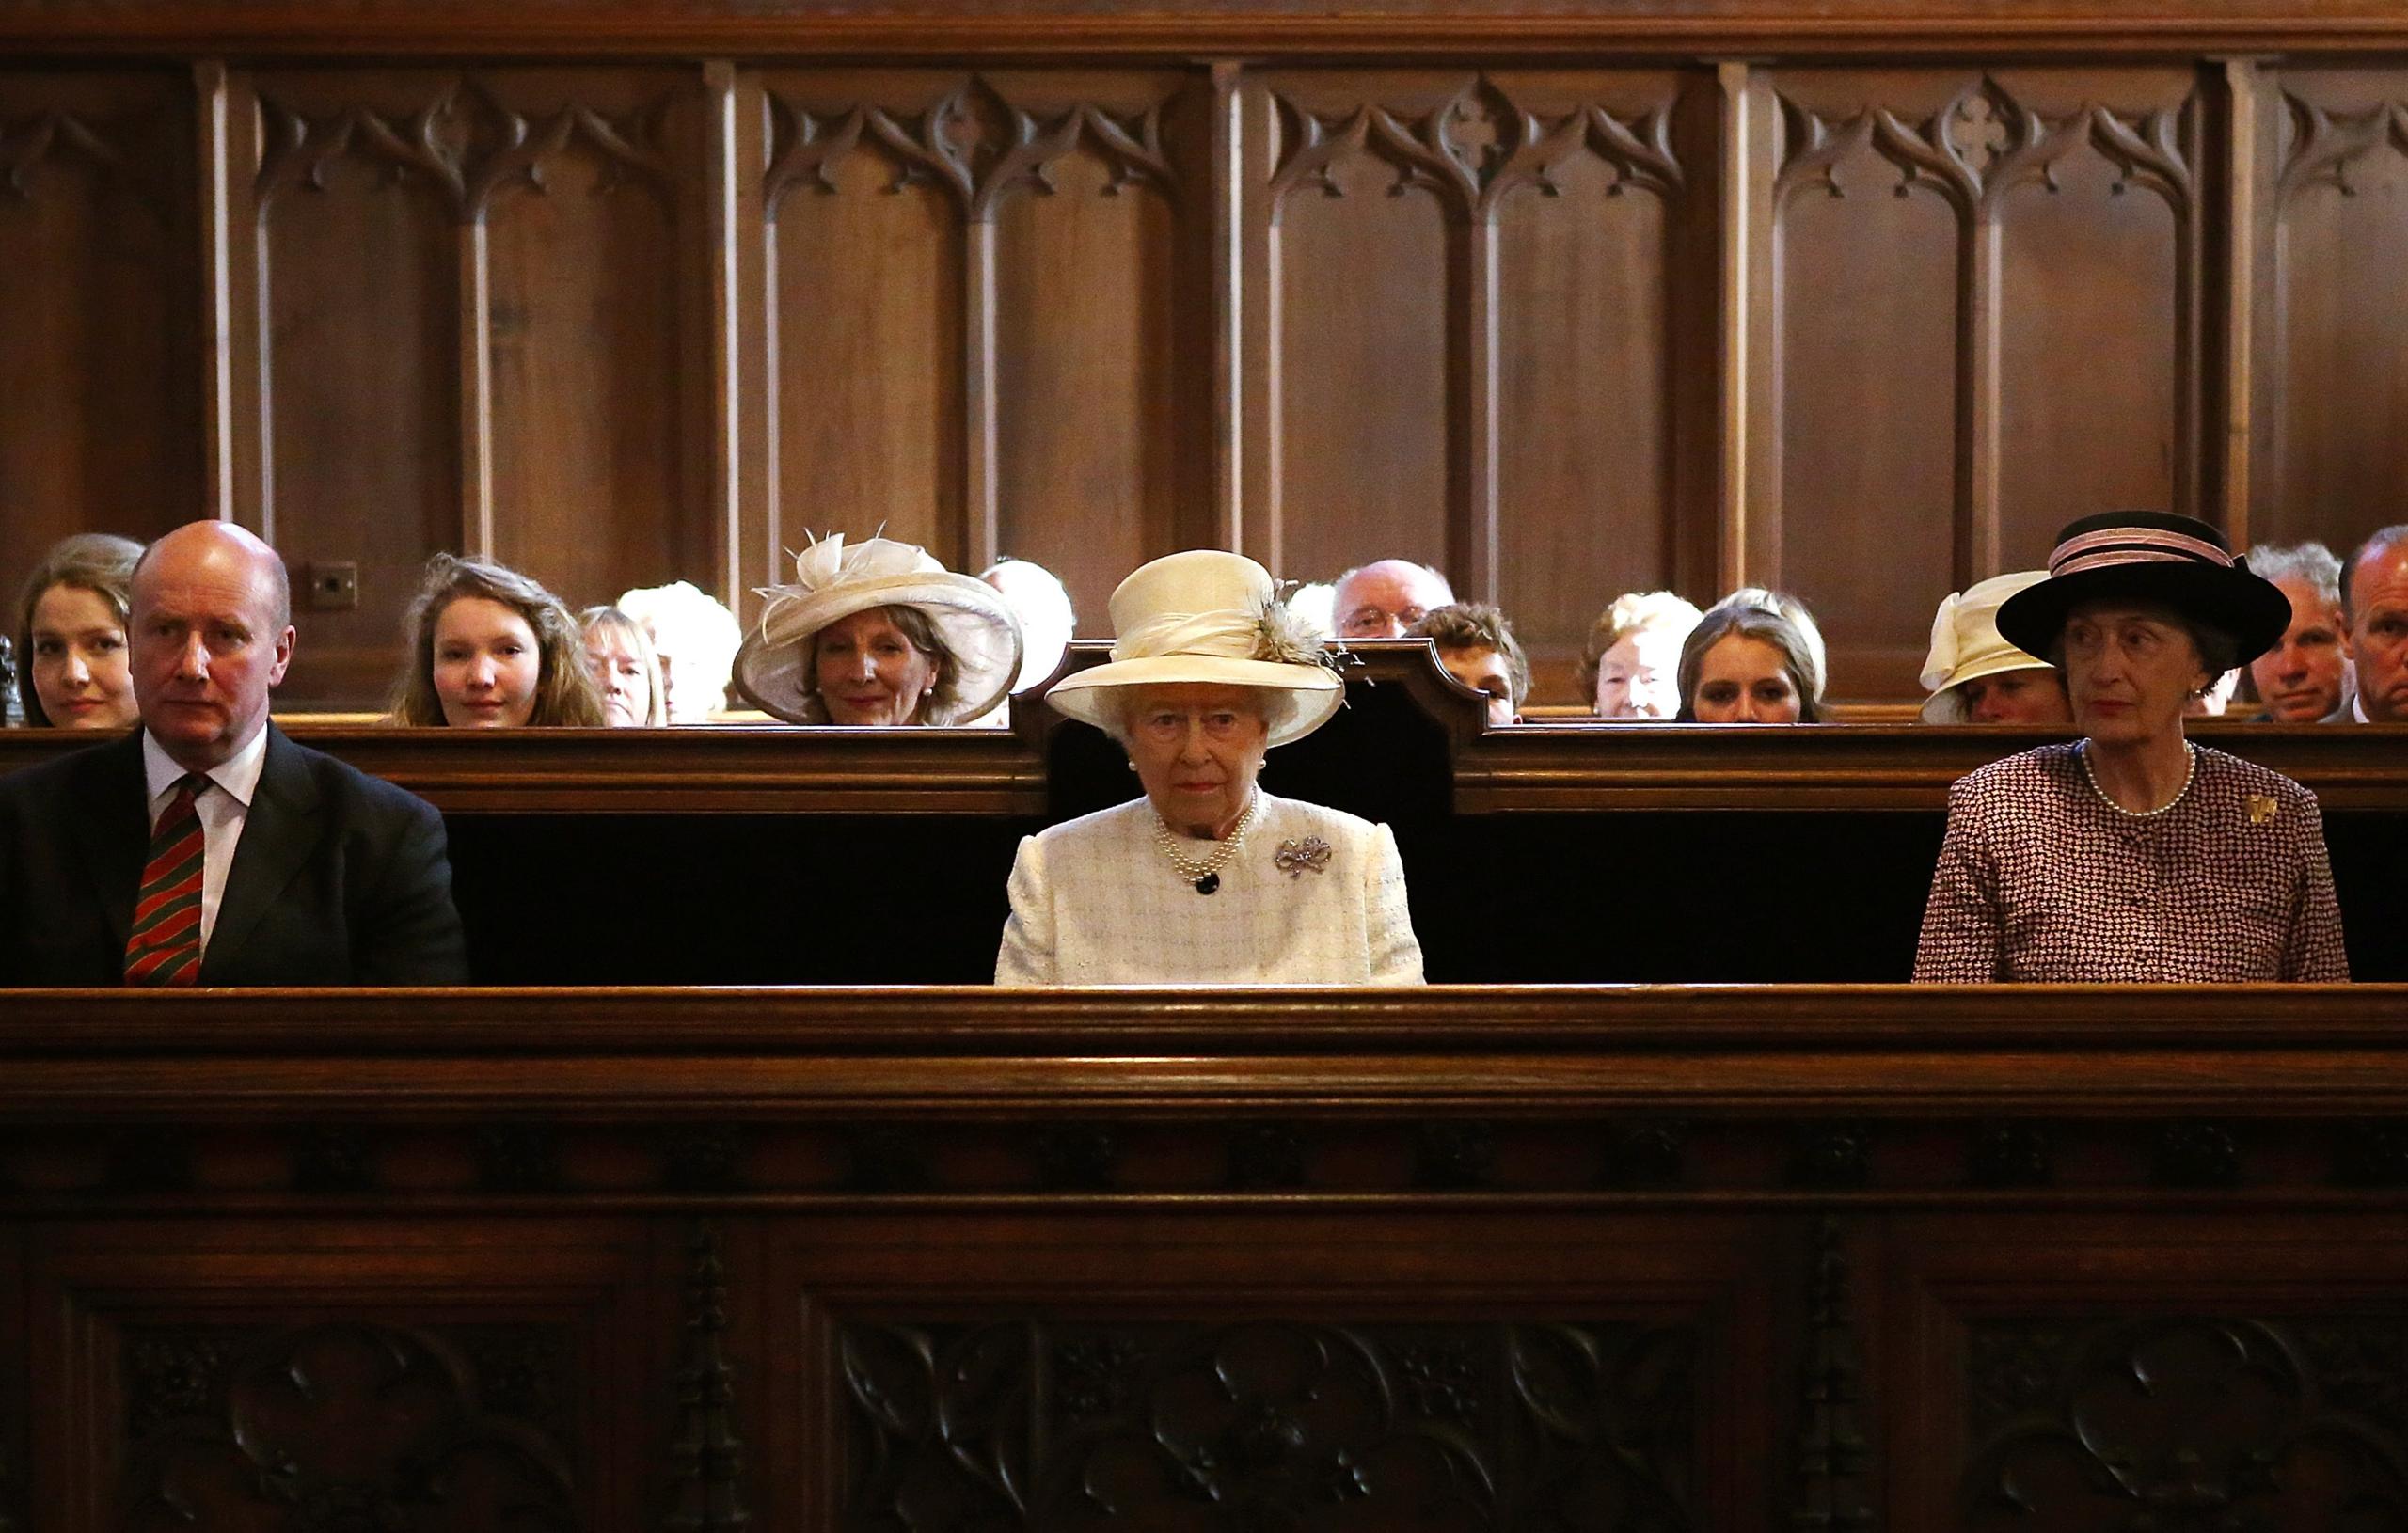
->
733;533;1022;725
1919;570;2056;722
1045;550;1343;748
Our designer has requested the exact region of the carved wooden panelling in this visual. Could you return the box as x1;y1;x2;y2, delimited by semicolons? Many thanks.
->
2253;67;2408;561
12;41;2407;707
1767;68;2201;699
769;1211;1771;1530
474;69;705;616
243;67;709;707
1490;72;1708;704
1883;1214;2408;1530
753;68;1199;627
0;70;199;614
990;75;1197;628
119;1320;578;1530
1259;78;1454;589
1962;1316;2408;1528
1988;73;2196;569
28;1221;667;1531
760;71;973;579
838;1318;1696;1530
1771;80;1965;699
1254;70;1705;702
245;71;473;707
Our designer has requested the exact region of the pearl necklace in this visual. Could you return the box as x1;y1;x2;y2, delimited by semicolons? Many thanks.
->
2080;740;2195;819
1153;795;1258;895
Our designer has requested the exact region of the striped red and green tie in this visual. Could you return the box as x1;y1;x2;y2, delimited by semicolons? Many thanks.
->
123;774;209;987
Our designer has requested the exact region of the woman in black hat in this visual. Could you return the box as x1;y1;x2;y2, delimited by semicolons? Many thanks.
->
1913;511;2348;982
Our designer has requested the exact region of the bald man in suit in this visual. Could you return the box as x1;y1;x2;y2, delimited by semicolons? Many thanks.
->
0;522;467;985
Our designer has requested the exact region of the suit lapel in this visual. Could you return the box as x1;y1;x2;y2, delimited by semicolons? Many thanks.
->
201;725;323;980
66;733;153;956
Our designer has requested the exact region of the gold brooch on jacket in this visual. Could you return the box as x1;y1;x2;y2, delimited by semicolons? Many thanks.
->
1275;836;1332;878
2246;794;2278;826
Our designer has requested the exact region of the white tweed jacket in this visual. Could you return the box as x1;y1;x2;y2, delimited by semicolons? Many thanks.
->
995;793;1425;987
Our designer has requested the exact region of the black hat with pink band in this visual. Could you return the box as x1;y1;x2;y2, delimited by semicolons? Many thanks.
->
1996;511;2292;668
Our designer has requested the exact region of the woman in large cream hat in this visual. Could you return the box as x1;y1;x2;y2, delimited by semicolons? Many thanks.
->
995;549;1424;986
1915;512;2345;982
733;533;1022;726
1918;570;2070;724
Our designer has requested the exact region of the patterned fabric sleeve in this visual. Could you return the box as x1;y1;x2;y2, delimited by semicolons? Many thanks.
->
1912;777;2005;983
1363;822;1426;986
2283;795;2352;982
993;834;1056;988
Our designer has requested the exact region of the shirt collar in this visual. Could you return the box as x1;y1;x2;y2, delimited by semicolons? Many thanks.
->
142;722;270;810
2355;695;2373;725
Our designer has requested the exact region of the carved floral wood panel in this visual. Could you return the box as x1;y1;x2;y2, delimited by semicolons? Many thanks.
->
119;1320;579;1531
28;1221;672;1533
838;1318;1696;1531
1961;1315;2408;1529
0;70;199;616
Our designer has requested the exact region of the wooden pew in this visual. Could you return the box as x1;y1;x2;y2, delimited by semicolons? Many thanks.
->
0;983;2403;1529
7;644;2404;983
8;645;2404;982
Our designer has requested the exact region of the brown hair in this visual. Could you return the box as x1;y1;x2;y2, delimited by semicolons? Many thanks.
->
800;603;968;724
388;553;606;727
16;532;143;727
1674;590;1829;723
1407;602;1531;706
578;605;668;727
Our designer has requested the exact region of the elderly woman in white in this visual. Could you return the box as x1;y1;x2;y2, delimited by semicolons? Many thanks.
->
995;550;1424;986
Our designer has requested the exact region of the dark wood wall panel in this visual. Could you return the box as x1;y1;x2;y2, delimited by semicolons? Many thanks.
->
1492;71;1700;703
1770;72;1965;699
0;69;198;614
1763;67;2205;699
758;71;967;577
246;71;473;707
988;71;1192;624
4;20;2404;708
2252;66;2408;555
1990;69;2198;566
479;70;702;612
1259;73;1455;589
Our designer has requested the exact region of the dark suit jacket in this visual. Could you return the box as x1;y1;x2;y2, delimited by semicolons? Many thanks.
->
0;724;468;985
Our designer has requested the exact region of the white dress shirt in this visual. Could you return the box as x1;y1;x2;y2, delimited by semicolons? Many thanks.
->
995;792;1424;987
141;725;270;955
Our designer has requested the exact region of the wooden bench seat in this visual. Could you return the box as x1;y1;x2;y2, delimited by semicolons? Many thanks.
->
8;646;2403;982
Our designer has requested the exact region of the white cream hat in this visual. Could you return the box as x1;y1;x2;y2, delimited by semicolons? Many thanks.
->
1919;570;2055;723
1045;549;1343;748
733;533;1022;725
